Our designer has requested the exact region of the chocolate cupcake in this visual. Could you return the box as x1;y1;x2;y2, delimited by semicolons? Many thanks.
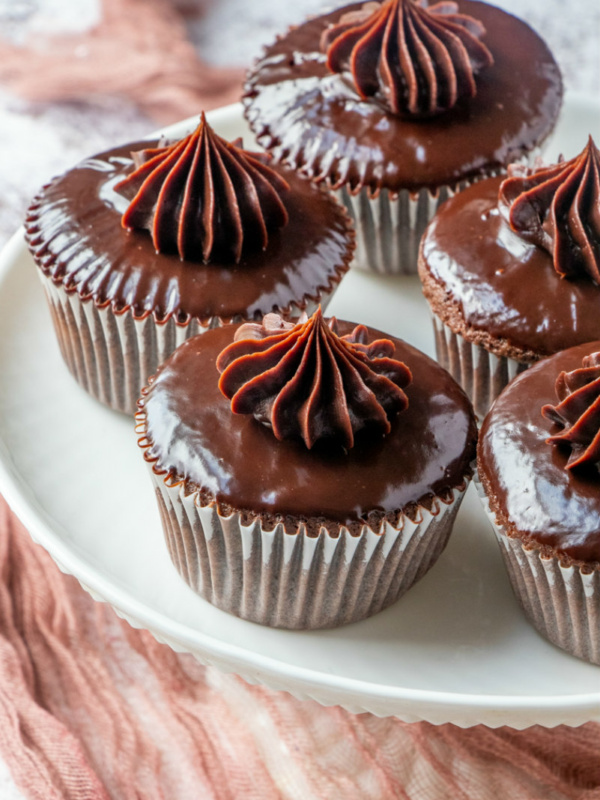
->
136;310;477;629
25;114;354;415
419;137;600;420
243;0;562;275
478;341;600;665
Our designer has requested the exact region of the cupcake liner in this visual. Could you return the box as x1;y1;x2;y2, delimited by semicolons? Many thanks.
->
334;143;543;275
476;480;600;665
432;316;529;421
337;183;459;276
337;159;550;275
139;437;470;629
40;272;334;416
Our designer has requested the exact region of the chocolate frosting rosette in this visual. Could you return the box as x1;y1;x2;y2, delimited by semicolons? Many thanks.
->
321;0;493;118
419;137;600;419
243;0;562;274
477;341;600;664
136;309;477;629
25;115;354;414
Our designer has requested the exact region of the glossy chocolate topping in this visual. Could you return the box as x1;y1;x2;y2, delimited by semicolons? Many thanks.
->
115;114;289;263
499;137;600;283
216;310;412;449
322;0;493;117
140;322;476;527
479;341;600;565
420;175;600;357
25;141;353;323
542;352;600;470
243;0;562;192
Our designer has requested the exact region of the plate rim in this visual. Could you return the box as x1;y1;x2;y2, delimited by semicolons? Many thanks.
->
1;97;599;727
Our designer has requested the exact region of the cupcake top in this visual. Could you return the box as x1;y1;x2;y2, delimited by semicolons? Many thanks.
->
542;351;600;471
138;312;477;532
478;341;600;567
419;138;600;360
216;309;413;449
321;0;493;118
499;137;600;283
25;116;354;324
243;0;562;193
115;112;290;264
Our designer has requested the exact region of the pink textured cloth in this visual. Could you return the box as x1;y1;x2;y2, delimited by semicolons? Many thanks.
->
0;496;599;799
0;0;243;124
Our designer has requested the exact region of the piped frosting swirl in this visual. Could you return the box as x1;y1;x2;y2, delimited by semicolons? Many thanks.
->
321;0;493;117
216;310;412;449
500;137;600;283
542;351;600;470
115;113;289;263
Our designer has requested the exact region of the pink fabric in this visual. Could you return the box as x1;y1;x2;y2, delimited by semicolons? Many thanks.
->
0;0;243;124
0;496;599;800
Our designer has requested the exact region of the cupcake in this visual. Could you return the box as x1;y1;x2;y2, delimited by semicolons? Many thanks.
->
478;341;600;664
25;114;354;415
419;137;600;420
136;309;477;629
243;0;563;275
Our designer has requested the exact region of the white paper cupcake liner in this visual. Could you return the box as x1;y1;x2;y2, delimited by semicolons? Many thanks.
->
334;144;544;276
337;174;509;276
141;454;469;630
432;316;529;421
337;184;456;276
476;480;600;665
39;273;334;416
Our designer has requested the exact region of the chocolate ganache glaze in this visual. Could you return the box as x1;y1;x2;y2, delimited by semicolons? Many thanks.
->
25;139;353;323
115;114;289;263
479;342;600;565
217;310;412;449
420;175;600;359
542;352;600;470
243;0;562;192
500;137;600;283
322;0;493;117
140;322;476;528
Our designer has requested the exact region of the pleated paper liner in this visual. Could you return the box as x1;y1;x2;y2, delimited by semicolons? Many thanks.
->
432;316;529;422
476;480;600;666
337;181;473;276
331;163;539;275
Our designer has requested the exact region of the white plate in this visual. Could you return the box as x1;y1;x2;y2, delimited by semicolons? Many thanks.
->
1;98;599;729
